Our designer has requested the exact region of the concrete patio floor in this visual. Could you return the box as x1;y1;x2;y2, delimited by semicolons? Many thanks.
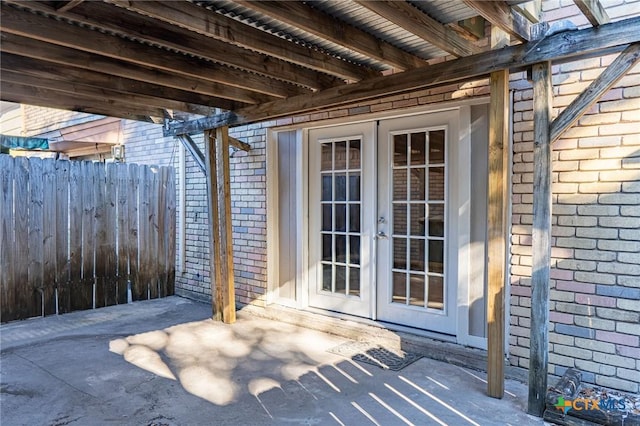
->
1;296;544;425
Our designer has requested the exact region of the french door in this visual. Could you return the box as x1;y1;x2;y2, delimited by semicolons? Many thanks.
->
308;123;375;317
376;111;459;334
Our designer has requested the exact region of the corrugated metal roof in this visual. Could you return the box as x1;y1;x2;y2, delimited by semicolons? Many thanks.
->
200;0;482;70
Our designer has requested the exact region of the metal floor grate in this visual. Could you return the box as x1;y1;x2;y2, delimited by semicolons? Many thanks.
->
327;341;422;371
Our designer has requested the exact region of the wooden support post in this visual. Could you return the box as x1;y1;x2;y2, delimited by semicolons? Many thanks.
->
204;129;236;324
487;65;509;399
528;61;552;417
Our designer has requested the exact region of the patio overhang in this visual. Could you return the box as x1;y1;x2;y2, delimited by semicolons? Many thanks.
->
1;0;638;415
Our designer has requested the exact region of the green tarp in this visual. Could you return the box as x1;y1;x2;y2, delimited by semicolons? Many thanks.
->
0;134;49;151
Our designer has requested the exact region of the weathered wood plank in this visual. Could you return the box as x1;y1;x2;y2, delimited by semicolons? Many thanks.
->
116;163;129;304
104;163;118;306
166;16;640;135
487;67;509;399
93;163;107;308
235;0;424;70
166;167;176;296
228;137;251;153
137;165;151;301
56;0;84;13
551;43;640;143
356;0;482;57
105;0;378;81
128;164;141;301
463;0;531;41
176;135;206;174
41;159;57;316
55;160;71;314
204;131;221;320
157;167;168;298
28;157;44;317
528;61;552;418
80;161;96;310
0;155;15;322
12;157;30;319
574;0;610;26
68;161;86;311
148;166;160;300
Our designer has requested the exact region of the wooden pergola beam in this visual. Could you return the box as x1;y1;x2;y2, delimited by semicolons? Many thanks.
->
0;34;260;105
551;42;640;143
166;15;640;135
4;1;335;92
355;0;482;57
234;0;425;70
228;137;251;152
574;0;610;26
105;0;378;82
528;61;552;418
0;4;304;100
0;54;220;116
176;135;206;175
463;0;532;41
0;82;156;122
204;129;236;324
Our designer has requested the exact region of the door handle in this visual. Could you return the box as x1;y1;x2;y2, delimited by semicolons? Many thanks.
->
376;231;389;240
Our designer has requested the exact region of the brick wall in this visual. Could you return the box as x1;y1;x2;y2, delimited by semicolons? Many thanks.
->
508;0;640;393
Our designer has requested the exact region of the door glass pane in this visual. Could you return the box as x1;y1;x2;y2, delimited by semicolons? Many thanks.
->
322;205;331;231
335;234;347;263
349;140;361;169
393;237;407;270
322;264;332;291
409;239;425;272
410;132;426;165
428;204;444;237
349;204;360;233
392;272;407;304
394;134;408;166
335;141;347;170
335;203;346;232
393;169;407;200
350;236;360;265
349;174;361;201
321;143;332;171
349;267;360;296
335;265;347;294
322;234;332;262
410;204;425;236
321;175;332;201
392;204;406;235
429;167;445;200
410;169;425;201
429;130;445;164
409;274;425;307
428;276;444;310
428;240;444;274
335;173;347;201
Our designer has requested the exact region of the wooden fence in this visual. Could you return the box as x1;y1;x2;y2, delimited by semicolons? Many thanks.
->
0;155;176;322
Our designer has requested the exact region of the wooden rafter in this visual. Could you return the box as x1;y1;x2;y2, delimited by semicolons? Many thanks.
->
104;0;378;82
574;0;611;26
55;0;83;12
0;34;278;104
166;16;640;135
0;53;225;116
0;81;159;122
463;0;532;41
234;0;425;70
1;2;320;95
355;0;482;57
551;43;640;143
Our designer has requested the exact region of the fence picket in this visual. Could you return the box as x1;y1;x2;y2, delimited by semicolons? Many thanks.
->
1;155;15;322
69;161;85;311
28;158;44;317
14;158;30;318
116;163;129;304
56;160;71;313
149;166;160;299
42;159;57;315
80;161;96;310
128;163;142;301
166;167;176;295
